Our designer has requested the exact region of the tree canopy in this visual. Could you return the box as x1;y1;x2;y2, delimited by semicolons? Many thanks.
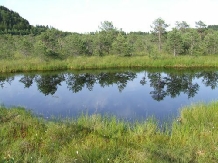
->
0;6;218;60
0;6;30;31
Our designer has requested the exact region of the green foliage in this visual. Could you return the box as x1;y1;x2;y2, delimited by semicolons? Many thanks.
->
175;21;190;32
151;17;169;51
15;35;34;57
0;34;15;59
92;21;119;56
112;33;133;56
167;28;183;56
208;25;218;31
98;21;117;32
0;6;30;34
182;29;201;55
195;20;207;29
34;28;65;60
62;33;85;56
151;18;169;34
0;6;218;60
204;30;218;54
81;34;95;56
0;6;55;36
30;25;50;35
127;33;151;56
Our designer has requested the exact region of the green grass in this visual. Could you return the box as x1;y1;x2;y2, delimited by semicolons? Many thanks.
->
1;55;218;73
1;102;218;162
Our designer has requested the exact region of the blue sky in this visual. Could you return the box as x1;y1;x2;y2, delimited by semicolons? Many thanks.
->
1;0;218;33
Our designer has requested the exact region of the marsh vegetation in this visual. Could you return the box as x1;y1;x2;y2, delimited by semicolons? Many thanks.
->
1;102;218;162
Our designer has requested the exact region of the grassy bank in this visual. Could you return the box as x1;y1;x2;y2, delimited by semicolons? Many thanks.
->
1;55;218;73
1;102;218;162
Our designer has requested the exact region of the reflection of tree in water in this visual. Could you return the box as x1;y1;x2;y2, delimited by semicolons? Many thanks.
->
114;72;137;92
98;71;136;92
148;73;167;101
66;73;96;93
164;74;183;98
66;71;137;93
182;74;199;98
197;71;218;89
1;70;217;97
0;76;14;88
19;74;36;88
140;72;147;85
165;73;199;99
145;72;200;101
35;74;65;95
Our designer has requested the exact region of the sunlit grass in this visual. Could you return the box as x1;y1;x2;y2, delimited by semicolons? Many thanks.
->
1;102;218;162
0;55;218;72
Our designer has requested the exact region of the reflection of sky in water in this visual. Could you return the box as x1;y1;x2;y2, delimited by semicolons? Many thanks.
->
0;71;218;123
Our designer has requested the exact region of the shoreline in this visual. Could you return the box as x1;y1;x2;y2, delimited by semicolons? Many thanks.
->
1;102;218;162
1;55;218;73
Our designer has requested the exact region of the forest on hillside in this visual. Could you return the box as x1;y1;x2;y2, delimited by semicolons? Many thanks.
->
1;5;218;60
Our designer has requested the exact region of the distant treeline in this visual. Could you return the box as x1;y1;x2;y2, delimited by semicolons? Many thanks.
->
0;5;218;60
0;6;66;35
208;25;218;31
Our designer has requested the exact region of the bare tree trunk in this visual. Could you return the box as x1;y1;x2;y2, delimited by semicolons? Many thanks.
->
190;44;193;55
158;31;161;51
190;35;193;55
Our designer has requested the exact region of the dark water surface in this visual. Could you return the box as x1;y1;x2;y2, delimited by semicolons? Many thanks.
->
0;68;218;122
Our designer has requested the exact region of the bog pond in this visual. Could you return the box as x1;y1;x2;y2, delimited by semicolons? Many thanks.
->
0;68;218;123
